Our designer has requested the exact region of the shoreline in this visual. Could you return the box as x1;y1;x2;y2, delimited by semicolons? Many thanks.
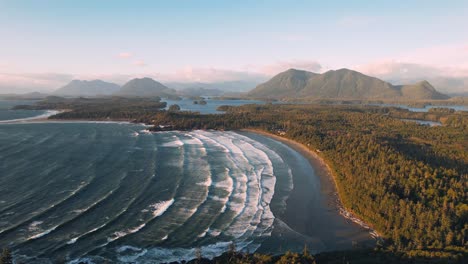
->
4;109;379;240
3;112;380;246
242;128;380;240
0;110;62;124
0;109;145;125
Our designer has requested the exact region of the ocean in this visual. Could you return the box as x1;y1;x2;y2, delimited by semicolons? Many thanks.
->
0;100;48;122
0;101;373;263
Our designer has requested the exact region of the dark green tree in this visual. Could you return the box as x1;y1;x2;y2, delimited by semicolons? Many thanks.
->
168;104;181;112
0;248;13;264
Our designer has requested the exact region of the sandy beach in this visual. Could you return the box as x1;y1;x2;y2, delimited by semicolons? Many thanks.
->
241;128;378;253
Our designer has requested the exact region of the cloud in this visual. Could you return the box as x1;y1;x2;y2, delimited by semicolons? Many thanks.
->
397;44;468;70
118;52;132;58
356;62;442;80
0;72;75;93
251;60;323;76
355;61;468;93
355;43;468;79
0;60;321;93
155;67;267;83
351;43;468;93
132;60;147;67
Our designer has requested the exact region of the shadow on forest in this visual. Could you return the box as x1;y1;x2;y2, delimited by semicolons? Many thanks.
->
380;136;467;174
176;248;466;264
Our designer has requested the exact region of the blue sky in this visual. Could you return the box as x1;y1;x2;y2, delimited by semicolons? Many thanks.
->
0;0;467;92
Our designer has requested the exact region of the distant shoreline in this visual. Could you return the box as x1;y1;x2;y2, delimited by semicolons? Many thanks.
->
0;110;62;124
242;128;380;240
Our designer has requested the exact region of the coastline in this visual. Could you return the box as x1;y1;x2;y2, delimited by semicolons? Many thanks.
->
0;109;144;125
241;128;380;240
0;110;62;124
3;110;380;250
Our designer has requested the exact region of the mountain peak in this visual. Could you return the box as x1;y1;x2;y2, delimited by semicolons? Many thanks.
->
116;77;176;97
54;79;120;97
417;80;432;86
249;68;448;100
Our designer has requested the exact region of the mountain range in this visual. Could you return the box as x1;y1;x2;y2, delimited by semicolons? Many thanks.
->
248;68;449;100
51;69;450;100
54;80;120;96
115;77;176;97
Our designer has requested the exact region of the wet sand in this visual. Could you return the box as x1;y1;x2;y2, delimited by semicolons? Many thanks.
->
240;129;377;254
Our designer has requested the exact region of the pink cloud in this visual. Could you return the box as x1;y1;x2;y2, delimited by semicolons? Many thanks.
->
0;72;74;92
132;60;147;67
252;60;323;76
354;43;468;80
118;52;132;58
160;67;265;83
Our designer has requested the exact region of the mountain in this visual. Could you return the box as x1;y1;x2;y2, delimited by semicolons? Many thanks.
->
116;77;176;97
0;91;49;100
248;69;317;98
54;80;120;97
387;76;468;96
397;81;449;100
248;68;449;100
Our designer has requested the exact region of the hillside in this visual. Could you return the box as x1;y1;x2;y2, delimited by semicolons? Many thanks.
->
397;80;450;100
54;80;120;97
116;77;176;97
248;68;449;100
248;69;317;98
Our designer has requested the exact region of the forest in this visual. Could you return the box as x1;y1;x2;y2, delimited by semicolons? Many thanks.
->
8;100;468;262
141;104;468;260
13;96;168;120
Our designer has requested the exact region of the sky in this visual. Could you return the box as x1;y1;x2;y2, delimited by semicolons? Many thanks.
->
0;0;467;93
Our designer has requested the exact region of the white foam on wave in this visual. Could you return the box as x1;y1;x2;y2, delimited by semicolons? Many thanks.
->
209;195;229;202
113;241;259;264
20;181;91;241
139;129;152;134
196;175;212;187
230;132;282;237
213;176;233;190
28;221;43;232
197;131;249;218
161;136;184;147
182;133;207;156
192;132;250;231
147;199;175;217
105;199;175;244
67;226;102;246
67;257;97;264
159;132;213;232
27;225;59;240
202;131;278;239
198;227;209;238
